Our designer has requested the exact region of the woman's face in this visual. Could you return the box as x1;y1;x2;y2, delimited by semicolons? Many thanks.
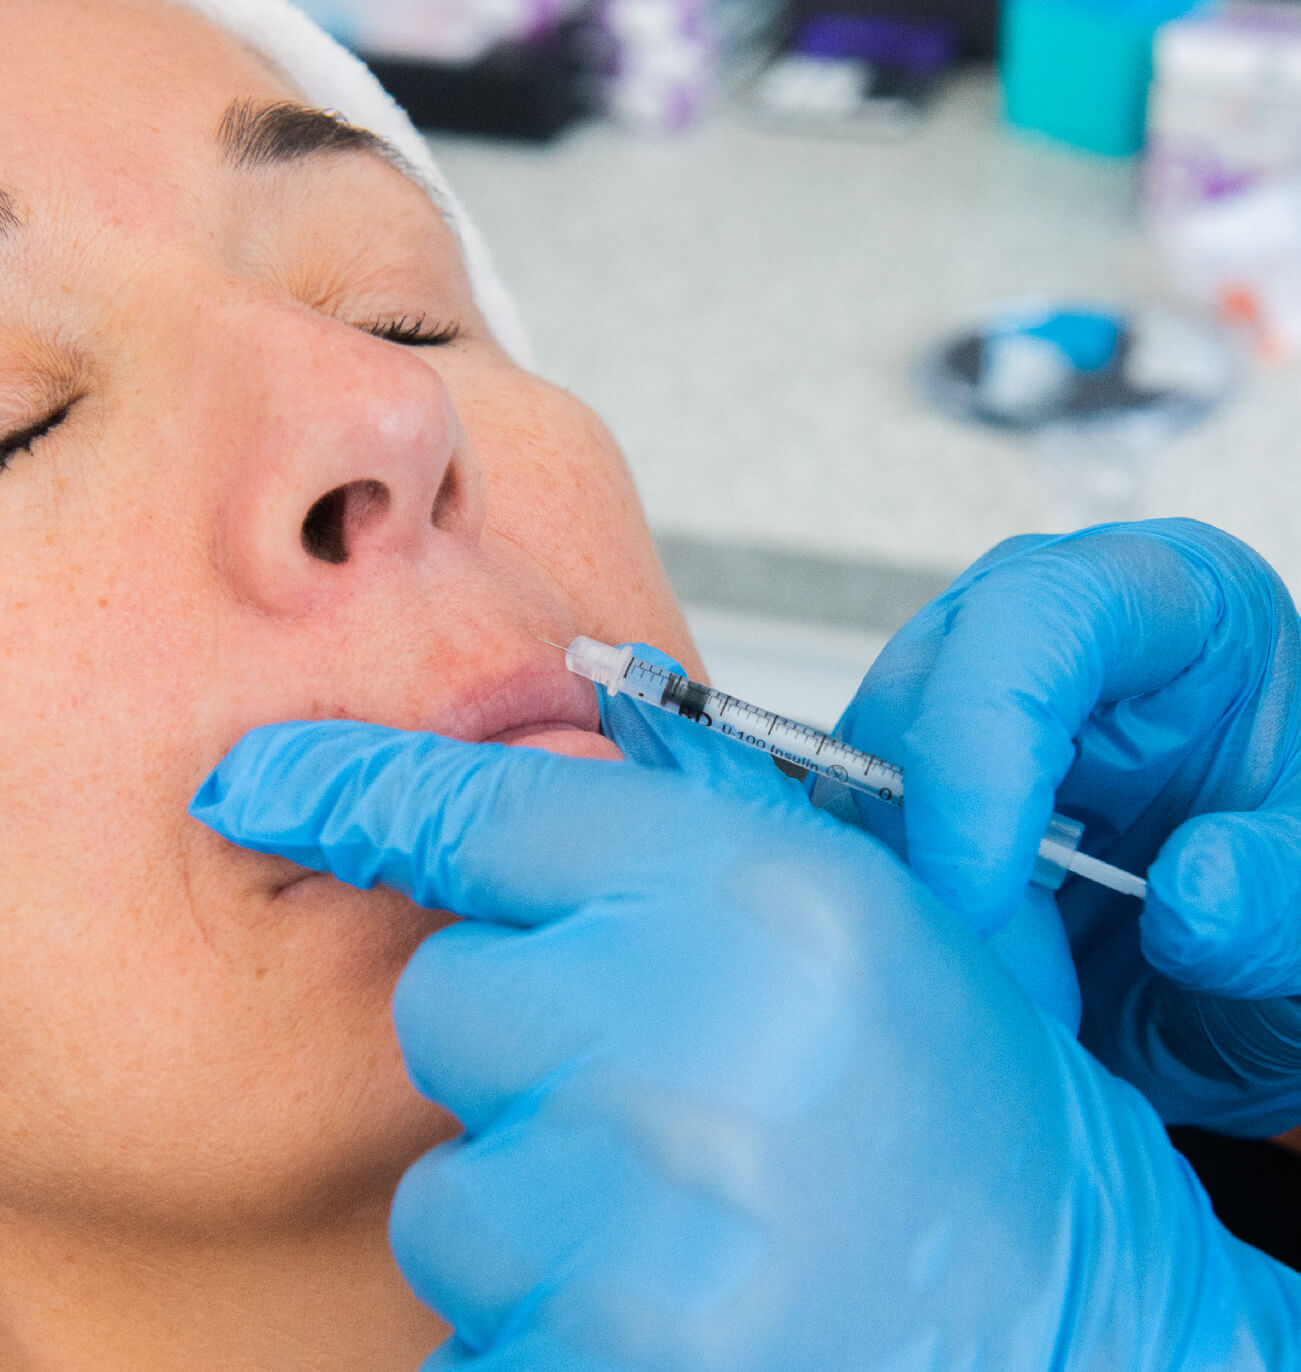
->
0;0;696;1238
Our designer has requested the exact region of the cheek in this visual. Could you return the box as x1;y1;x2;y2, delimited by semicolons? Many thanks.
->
469;375;701;672
0;525;211;881
0;609;448;1234
0;533;235;1160
0;557;214;1092
489;441;633;585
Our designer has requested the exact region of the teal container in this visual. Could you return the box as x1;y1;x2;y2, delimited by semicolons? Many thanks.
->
1001;0;1204;156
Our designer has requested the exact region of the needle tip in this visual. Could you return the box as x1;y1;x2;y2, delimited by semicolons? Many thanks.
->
538;638;569;652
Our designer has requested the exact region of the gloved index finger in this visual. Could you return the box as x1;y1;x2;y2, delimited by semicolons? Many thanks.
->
903;525;1224;933
189;717;786;927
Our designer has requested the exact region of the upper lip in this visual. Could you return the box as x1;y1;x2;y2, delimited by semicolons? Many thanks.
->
429;639;602;744
262;638;601;897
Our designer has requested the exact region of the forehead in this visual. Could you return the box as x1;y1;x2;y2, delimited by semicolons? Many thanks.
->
0;0;299;210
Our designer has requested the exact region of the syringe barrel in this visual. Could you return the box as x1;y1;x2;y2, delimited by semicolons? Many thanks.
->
561;638;1125;898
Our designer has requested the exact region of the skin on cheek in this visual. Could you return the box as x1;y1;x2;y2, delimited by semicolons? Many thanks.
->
458;368;701;674
0;546;451;1233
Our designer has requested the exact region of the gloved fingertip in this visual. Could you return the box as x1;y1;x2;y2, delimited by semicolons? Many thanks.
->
188;723;287;832
907;849;1024;939
595;642;686;754
187;721;332;838
188;769;226;820
900;715;1062;941
598;643;793;794
1142;814;1301;998
1143;822;1240;963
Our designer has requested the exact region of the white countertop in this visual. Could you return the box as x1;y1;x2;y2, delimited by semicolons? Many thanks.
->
427;69;1300;596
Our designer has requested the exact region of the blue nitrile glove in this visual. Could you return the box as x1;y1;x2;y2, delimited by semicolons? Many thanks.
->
192;683;1301;1370
611;650;1079;1034
833;518;1301;1135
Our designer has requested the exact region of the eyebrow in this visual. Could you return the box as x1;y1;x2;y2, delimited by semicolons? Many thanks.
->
0;188;19;238
0;102;439;252
217;98;416;180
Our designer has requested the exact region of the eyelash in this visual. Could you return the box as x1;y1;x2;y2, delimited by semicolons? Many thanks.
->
0;402;72;471
365;315;461;347
0;315;458;472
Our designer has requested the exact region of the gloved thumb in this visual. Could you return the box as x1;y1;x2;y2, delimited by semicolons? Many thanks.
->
597;643;794;795
595;642;694;768
1143;810;1301;999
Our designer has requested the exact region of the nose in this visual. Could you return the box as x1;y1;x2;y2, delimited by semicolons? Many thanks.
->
213;312;486;615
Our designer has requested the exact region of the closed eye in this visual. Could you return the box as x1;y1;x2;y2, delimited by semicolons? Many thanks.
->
365;315;460;347
0;402;72;470
0;314;455;473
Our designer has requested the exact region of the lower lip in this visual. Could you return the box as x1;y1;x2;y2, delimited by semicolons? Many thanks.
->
273;871;458;931
487;721;624;761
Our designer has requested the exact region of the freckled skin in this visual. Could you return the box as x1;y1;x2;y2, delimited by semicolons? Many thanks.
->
0;1;700;1368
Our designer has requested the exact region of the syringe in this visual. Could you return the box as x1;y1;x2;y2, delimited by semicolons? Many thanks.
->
552;636;1147;901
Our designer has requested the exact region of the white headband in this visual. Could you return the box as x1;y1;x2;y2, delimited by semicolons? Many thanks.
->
170;0;535;367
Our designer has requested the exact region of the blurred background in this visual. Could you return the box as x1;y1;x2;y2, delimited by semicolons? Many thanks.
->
300;0;1301;724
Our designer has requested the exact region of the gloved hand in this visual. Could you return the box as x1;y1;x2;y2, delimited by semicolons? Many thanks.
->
191;659;1301;1370
833;518;1301;1135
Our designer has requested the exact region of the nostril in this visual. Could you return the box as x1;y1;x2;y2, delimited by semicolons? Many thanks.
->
430;463;463;533
301;480;390;564
301;488;348;564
